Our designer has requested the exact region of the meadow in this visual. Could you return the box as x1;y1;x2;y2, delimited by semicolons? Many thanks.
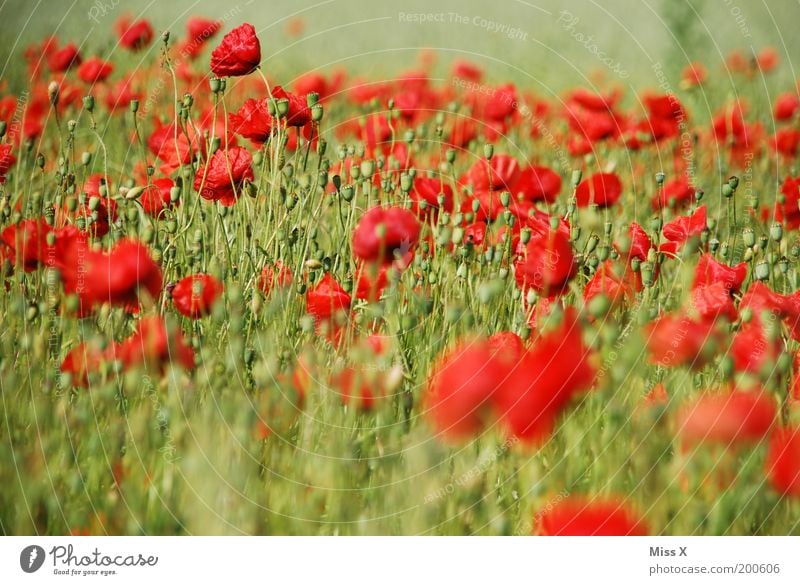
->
0;1;799;535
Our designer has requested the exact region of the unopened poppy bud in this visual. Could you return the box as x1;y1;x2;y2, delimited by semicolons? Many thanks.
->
129;99;139;113
125;185;145;200
276;98;289;118
48;82;59;106
754;260;770;281
170;186;181;203
655;171;665;186
142;225;155;243
588;293;611;318
718;355;734;380
520;228;531;245
570;226;581;241
400;173;412;192
743;228;756;247
722;183;733;198
82;95;94;112
360;160;375;178
641;262;655;286
728;176;739;190
0;121;5;138
81;152;92;166
571;169;582;187
770;223;783;241
500;191;510;207
210;136;221;154
694;189;704;202
483;144;494;160
585;233;599;254
743;247;752;261
597;244;610;262
649;216;662;232
549;216;560;231
471;199;480;213
162;30;170;44
311;104;323;122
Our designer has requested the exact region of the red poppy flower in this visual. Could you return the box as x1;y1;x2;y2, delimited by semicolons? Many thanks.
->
511;165;561;203
536;496;648;536
193;146;254;206
691;281;738;322
653;176;695;210
0;144;16;183
487;331;525;364
459;155;520;192
775;177;800;228
352;206;420;265
0;218;52;272
210;23;261;77
681;62;706;86
495;308;595;445
103;77;140;114
58;237;162;316
271;85;312;127
116;16;154;51
774;92;800;121
76;56;113;84
645;312;720;369
514;228;576;297
259;261;292;295
140;178;177;217
766;426;800;497
452;60;483;82
229;98;272;145
60;341;109;388
424;340;506;440
114;316;194;372
48;43;81;72
171;273;224;319
677;389;776;447
660;205;707;254
71;195;117;238
584;261;633;310
773;128;800;157
306;273;352;336
330;366;388;411
187;16;222;44
692;253;747;293
575;172;622;208
730;316;782;374
410;176;454;219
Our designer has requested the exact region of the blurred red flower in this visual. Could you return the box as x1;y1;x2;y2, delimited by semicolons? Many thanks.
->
171;273;224;319
536;496;648;536
352;206;420;265
677;389;776;447
766;426;800;498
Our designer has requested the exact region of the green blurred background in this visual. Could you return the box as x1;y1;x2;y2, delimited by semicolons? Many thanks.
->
0;0;797;94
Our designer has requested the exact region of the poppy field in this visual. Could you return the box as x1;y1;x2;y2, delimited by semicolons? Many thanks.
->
1;3;800;537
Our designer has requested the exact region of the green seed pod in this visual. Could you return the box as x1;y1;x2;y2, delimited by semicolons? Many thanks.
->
311;104;323;122
754;260;770;281
587;293;611;318
770;223;783;242
571;169;582;187
655;171;665;186
483;143;494;160
742;228;756;248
